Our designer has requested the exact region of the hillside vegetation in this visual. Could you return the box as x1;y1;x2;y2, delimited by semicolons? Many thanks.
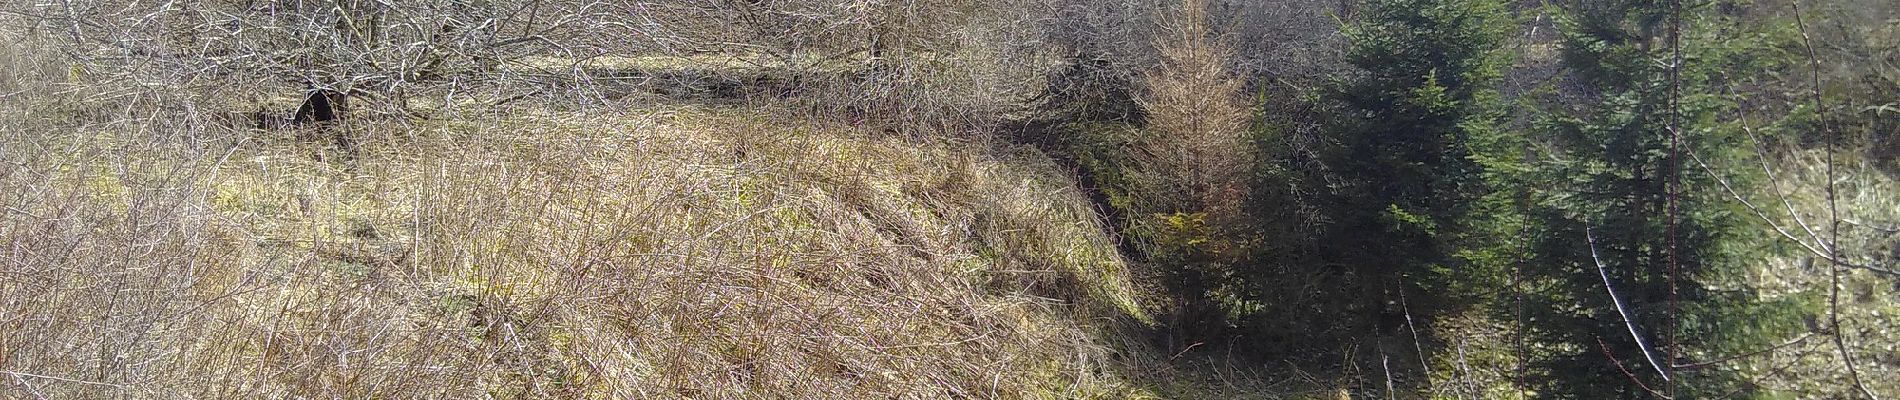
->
4;0;1899;398
0;99;1172;397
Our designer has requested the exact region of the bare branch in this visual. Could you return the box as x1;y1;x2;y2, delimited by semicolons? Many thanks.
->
1584;224;1671;382
1684;148;1900;277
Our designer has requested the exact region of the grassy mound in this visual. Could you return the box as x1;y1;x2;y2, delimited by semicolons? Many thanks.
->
0;104;1159;398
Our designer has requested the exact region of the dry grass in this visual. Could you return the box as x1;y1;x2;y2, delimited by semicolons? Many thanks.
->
0;32;1162;395
0;108;1158;398
0;17;1342;398
1741;150;1900;398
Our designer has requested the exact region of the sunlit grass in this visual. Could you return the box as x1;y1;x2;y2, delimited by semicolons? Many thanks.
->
0;96;1161;397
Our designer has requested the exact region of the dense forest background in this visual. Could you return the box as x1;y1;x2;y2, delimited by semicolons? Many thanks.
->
1;0;1896;398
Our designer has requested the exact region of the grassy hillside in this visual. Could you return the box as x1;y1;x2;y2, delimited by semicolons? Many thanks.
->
6;1;1893;397
0;102;1176;398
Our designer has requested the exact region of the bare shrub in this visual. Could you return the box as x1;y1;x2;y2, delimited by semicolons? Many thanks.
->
4;0;634;124
626;0;1057;134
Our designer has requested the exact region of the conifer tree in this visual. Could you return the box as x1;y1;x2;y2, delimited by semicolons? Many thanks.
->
1517;1;1794;396
1247;0;1509;365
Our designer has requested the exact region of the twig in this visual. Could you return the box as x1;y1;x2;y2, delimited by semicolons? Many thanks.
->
9;372;49;400
1513;145;1533;399
1685;148;1900;277
1733;104;1829;250
1664;0;1685;392
1672;332;1816;370
1793;0;1880;396
1455;340;1480;400
1169;342;1204;361
1398;277;1433;393
1596;337;1673;399
1585;224;1670;382
1382;352;1396;400
2;370;126;390
1843;219;1900;233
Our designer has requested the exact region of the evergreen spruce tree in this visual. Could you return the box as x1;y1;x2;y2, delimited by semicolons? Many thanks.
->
1247;0;1509;366
1518;1;1795;396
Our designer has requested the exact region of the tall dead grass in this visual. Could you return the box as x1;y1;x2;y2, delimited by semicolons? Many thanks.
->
0;28;1158;396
